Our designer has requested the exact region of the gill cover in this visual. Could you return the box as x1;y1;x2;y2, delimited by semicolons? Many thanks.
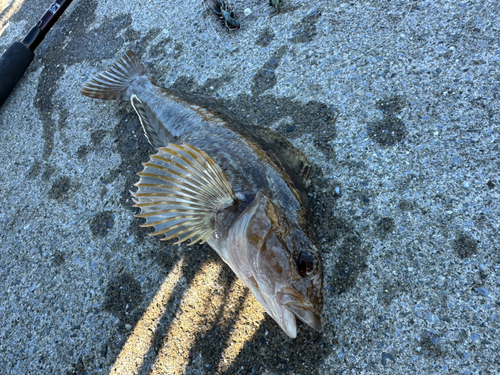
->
226;192;322;338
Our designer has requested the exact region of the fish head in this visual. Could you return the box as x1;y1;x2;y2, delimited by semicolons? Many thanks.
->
226;191;323;338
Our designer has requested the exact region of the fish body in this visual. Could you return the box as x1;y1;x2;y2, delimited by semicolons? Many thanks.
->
81;51;323;338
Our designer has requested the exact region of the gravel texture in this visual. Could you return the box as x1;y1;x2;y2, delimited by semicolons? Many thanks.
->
0;0;499;374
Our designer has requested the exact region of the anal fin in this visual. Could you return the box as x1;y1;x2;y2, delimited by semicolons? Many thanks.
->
132;144;237;245
131;94;174;148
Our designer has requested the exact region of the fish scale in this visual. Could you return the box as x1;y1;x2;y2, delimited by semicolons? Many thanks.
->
81;50;323;338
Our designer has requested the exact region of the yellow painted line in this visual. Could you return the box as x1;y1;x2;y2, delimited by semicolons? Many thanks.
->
110;259;185;375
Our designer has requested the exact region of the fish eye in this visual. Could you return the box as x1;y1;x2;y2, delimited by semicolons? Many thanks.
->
297;251;315;277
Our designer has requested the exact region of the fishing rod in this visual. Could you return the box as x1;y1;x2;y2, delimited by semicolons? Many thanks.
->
0;0;73;108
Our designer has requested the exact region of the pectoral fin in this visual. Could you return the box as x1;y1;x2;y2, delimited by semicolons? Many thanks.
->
132;143;237;245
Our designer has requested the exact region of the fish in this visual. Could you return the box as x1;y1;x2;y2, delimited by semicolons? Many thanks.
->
81;50;323;338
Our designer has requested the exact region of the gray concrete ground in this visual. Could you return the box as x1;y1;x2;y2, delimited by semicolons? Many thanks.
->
1;0;499;374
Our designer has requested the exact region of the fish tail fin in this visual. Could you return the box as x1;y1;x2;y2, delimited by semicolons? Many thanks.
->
80;50;145;101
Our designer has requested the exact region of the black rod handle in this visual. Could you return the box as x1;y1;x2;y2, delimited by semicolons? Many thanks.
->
0;0;72;108
0;42;34;107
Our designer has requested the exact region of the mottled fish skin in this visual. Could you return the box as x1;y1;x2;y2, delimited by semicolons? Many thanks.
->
81;50;323;338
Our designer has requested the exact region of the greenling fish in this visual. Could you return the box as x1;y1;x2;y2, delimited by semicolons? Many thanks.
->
81;50;323;338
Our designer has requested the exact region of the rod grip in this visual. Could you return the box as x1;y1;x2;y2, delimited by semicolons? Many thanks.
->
0;42;35;108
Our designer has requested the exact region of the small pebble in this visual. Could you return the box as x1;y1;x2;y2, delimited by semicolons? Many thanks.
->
474;287;489;296
251;363;260;375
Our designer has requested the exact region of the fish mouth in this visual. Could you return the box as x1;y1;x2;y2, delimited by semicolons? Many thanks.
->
277;288;321;337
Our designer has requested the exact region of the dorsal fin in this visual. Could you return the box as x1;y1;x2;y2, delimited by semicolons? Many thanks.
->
247;125;312;189
131;143;237;245
150;89;312;193
130;94;174;148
